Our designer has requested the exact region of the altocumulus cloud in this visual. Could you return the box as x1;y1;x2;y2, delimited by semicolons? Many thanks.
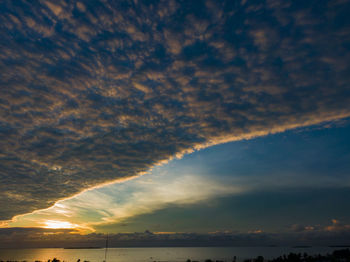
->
0;0;350;220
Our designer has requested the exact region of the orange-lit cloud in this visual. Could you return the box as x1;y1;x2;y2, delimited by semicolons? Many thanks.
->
1;220;350;248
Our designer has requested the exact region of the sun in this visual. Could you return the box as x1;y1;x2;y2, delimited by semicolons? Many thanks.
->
43;220;75;229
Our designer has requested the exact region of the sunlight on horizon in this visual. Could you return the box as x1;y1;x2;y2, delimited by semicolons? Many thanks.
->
43;220;76;229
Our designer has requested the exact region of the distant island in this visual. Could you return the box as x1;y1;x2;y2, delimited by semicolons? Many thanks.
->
63;247;103;249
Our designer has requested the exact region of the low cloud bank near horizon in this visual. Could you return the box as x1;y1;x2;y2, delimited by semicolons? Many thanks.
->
1;220;350;248
1;0;350;220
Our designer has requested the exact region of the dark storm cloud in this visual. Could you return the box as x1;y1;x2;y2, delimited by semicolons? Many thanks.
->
1;0;350;219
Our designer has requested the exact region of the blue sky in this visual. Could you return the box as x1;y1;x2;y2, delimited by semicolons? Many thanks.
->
8;119;350;237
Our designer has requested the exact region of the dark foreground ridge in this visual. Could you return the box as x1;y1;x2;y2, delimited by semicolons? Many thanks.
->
1;249;350;262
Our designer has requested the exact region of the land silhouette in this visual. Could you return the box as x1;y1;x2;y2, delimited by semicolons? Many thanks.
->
1;249;349;262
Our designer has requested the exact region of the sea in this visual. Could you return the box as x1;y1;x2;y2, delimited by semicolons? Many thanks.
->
0;246;344;262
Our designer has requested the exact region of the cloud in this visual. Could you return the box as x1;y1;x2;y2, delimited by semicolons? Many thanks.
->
9;163;350;232
8;173;242;231
289;219;350;234
1;220;350;248
0;0;350;220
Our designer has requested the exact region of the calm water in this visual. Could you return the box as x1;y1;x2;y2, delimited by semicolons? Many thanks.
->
0;247;341;262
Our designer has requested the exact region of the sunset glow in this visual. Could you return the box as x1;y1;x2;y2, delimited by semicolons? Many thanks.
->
43;220;76;229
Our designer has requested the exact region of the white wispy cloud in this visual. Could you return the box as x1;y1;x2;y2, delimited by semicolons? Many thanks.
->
9;173;243;231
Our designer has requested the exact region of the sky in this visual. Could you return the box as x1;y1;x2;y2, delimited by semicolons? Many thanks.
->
0;0;350;247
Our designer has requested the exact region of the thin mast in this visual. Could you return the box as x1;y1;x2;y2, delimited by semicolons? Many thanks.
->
104;233;108;262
